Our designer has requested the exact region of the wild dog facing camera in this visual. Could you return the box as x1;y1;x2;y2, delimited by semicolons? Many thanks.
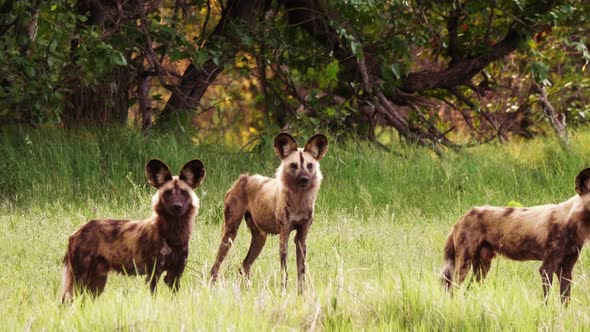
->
61;159;205;303
211;133;328;294
274;133;328;189
146;159;205;216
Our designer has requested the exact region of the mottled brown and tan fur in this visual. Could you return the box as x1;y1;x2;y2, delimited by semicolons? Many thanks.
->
210;133;328;293
61;159;205;302
441;168;590;303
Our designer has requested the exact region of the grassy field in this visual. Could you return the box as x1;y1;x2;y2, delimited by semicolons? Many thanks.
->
2;126;590;330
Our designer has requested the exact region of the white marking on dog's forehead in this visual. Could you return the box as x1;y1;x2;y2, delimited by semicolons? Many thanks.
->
152;177;200;211
159;176;191;191
282;149;317;166
299;149;317;163
175;177;195;190
170;177;179;187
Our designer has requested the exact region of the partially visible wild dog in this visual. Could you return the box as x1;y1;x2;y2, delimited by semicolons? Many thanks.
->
441;168;590;303
61;159;205;302
210;133;328;293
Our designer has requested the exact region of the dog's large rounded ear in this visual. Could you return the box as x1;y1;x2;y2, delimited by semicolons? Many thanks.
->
575;168;590;195
304;134;329;160
146;159;172;188
274;133;298;160
180;159;206;189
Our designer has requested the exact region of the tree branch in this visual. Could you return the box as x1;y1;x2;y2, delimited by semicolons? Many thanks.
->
533;83;568;145
159;0;270;125
447;0;461;65
400;0;558;92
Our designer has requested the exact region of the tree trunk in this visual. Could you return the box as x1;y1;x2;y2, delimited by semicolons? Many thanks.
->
63;68;130;127
62;0;132;128
138;72;153;132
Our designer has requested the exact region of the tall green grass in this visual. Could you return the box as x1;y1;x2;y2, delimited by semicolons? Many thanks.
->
2;126;590;330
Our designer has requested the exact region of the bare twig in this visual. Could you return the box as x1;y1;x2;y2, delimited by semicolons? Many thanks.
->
533;83;568;146
199;0;212;47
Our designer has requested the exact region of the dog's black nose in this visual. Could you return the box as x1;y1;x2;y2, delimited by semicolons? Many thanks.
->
298;176;310;186
172;202;183;210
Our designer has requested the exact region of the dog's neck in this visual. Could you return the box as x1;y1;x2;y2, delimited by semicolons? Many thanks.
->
153;207;195;245
563;197;590;246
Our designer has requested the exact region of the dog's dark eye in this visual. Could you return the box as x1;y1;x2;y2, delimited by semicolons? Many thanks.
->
307;163;313;170
180;190;189;197
290;163;298;169
163;190;172;197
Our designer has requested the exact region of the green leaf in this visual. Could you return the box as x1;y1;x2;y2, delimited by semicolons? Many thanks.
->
24;66;35;78
49;39;58;52
242;35;253;48
350;40;363;58
168;49;188;61
47;55;58;67
390;64;401;79
530;61;549;83
326;60;340;81
211;51;220;66
196;49;209;65
507;200;523;207
111;53;128;66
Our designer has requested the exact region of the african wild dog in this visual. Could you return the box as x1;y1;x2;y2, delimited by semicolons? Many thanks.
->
441;168;590;303
210;133;328;293
61;159;205;302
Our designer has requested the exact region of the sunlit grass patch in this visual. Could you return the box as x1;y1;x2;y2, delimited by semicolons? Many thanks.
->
2;126;590;330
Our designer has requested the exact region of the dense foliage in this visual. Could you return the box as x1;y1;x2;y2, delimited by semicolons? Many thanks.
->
1;0;589;149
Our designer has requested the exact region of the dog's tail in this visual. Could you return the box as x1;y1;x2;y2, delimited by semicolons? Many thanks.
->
440;231;456;291
61;252;74;303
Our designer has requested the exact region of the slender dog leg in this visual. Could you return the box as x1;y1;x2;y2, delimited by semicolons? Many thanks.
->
279;226;290;291
164;249;188;292
241;213;267;280
540;260;558;302
294;223;311;294
472;243;495;282
210;223;241;282
559;252;579;304
210;192;247;282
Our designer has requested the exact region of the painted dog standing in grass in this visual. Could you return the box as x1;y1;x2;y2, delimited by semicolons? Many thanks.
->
61;159;205;302
210;133;328;293
441;168;590;303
